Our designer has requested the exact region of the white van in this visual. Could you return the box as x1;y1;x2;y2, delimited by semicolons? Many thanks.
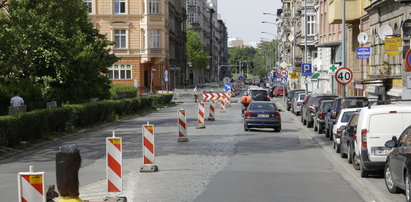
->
353;104;411;177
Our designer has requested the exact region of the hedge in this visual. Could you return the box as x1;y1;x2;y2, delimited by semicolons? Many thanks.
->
0;94;173;147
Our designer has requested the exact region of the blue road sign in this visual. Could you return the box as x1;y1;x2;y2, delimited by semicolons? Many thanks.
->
281;77;287;83
224;83;232;91
238;75;244;81
356;47;371;59
170;66;181;71
302;63;313;76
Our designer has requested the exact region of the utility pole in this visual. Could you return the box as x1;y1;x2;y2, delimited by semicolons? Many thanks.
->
304;0;308;94
342;0;347;97
209;4;215;83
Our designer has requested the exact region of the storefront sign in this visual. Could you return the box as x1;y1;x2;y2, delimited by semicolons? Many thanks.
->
384;37;402;56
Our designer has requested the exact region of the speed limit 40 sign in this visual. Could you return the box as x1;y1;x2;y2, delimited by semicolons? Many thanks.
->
335;67;353;85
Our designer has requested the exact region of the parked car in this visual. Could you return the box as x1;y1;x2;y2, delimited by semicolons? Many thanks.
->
313;100;333;134
324;96;368;139
302;94;337;128
353;104;411;177
244;101;282;132
340;113;360;164
292;92;306;115
286;89;305;111
332;108;361;152
272;85;288;97
384;125;411;201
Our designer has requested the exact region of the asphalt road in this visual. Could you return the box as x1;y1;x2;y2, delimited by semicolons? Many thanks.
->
0;95;405;201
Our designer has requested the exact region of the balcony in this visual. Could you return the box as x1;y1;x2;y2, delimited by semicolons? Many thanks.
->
328;0;370;24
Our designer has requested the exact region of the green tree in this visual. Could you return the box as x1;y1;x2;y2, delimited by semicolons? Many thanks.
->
0;0;118;103
228;47;256;74
186;28;209;70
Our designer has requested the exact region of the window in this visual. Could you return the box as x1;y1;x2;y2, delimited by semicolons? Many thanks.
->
114;0;126;14
307;15;316;35
83;0;92;13
108;64;132;80
149;0;159;14
150;29;160;48
114;30;126;49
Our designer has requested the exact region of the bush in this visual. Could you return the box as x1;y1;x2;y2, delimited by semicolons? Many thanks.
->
109;84;138;99
0;94;173;147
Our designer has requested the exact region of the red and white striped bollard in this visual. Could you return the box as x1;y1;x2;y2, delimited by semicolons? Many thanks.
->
208;99;216;121
178;108;188;142
106;131;122;193
197;102;206;129
220;99;226;113
18;166;46;202
141;122;158;172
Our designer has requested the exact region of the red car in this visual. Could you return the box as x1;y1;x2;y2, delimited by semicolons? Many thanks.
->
273;86;288;97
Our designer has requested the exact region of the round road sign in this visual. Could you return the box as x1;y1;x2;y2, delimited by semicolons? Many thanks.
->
406;49;411;71
281;70;288;78
335;67;353;85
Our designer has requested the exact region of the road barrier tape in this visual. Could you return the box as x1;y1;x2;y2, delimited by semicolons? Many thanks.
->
106;131;122;193
197;102;206;129
18;166;46;202
220;99;226;113
178;109;188;142
141;122;158;172
208;100;216;121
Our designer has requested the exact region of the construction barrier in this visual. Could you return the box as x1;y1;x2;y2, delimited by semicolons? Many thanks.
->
225;91;231;107
220;99;226;113
178;109;188;142
18;166;46;202
208;99;216;121
202;92;226;101
106;131;123;193
197;102;206;129
141;122;158;172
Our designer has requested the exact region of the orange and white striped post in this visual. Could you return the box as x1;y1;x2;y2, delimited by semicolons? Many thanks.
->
178;108;188;142
197;102;206;129
106;131;122;193
220;99;226;113
18;166;46;202
208;99;216;121
141;122;158;172
226;91;231;107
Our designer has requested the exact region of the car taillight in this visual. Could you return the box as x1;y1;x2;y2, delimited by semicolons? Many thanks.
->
319;112;323;120
274;112;281;118
361;129;367;148
297;103;301;106
245;112;252;118
308;106;315;111
331;112;337;118
337;129;343;134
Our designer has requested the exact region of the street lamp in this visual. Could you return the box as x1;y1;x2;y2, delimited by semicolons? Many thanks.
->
207;3;215;82
261;31;276;37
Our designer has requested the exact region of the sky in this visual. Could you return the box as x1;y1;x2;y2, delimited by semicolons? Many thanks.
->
218;0;282;46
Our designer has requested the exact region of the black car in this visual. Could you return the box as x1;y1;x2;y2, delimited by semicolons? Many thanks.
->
324;96;368;138
314;100;333;134
250;89;270;101
340;113;359;164
384;125;411;201
244;101;282;132
286;89;305;111
302;94;337;128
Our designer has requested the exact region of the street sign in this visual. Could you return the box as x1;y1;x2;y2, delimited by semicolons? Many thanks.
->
281;77;287;84
330;64;338;72
406;49;411;71
165;70;169;76
170;66;181;71
280;62;288;68
280;70;288;78
237;76;244;81
385;37;402;56
356;47;371;59
311;73;320;79
403;19;411;36
224;83;232;91
290;72;299;79
301;63;312;76
335;67;353;85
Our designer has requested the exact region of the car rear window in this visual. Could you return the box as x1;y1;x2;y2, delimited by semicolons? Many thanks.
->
251;90;267;97
249;102;277;111
322;102;333;112
341;111;356;122
277;86;284;90
343;98;368;108
299;94;306;100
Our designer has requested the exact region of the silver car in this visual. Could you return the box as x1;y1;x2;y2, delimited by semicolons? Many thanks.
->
292;93;306;115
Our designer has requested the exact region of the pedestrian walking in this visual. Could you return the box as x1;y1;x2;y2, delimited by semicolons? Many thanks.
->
10;90;24;107
194;86;198;102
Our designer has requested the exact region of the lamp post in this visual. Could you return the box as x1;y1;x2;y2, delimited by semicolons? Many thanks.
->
208;3;215;83
342;0;346;97
304;0;308;94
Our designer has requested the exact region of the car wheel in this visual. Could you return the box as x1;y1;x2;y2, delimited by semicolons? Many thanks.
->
329;129;333;141
287;106;290;111
318;124;323;134
307;120;313;128
339;143;345;157
274;126;281;132
303;118;307;125
406;172;411;202
244;123;249;131
360;161;369;178
301;114;304;123
325;126;329;137
384;163;401;193
347;144;353;164
352;152;361;170
314;121;318;131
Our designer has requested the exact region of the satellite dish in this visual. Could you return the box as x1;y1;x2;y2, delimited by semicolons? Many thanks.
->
288;34;295;42
378;25;393;40
282;37;287;42
357;32;369;44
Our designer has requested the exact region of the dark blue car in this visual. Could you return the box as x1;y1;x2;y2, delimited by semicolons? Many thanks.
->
244;101;282;132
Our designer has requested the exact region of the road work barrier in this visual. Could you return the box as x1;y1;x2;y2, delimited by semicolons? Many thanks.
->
18;166;46;202
106;131;123;193
220;99;226;113
208;100;216;121
141;122;158;172
178;109;188;142
197;102;206;129
202;92;226;101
